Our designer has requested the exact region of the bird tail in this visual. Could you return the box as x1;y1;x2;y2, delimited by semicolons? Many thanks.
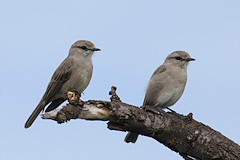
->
124;132;139;143
24;101;45;128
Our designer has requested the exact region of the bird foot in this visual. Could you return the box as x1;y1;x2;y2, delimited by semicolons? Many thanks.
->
65;89;81;105
142;105;161;115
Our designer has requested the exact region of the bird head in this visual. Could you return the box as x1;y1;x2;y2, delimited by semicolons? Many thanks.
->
165;51;195;69
70;40;101;57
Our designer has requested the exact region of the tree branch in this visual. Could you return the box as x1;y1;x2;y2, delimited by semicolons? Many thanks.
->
41;86;240;160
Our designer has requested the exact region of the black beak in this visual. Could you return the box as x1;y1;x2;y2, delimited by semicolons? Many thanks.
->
91;48;101;51
186;58;195;61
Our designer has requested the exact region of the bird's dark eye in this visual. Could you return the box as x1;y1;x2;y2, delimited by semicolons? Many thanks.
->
175;56;182;60
80;46;88;50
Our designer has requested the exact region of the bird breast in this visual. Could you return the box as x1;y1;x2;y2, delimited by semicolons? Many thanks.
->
156;67;187;108
73;59;93;92
62;57;93;94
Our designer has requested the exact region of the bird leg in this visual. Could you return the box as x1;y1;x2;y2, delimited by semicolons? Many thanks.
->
166;107;176;113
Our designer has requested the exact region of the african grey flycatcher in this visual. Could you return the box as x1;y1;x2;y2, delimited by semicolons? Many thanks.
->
124;51;195;143
25;40;100;128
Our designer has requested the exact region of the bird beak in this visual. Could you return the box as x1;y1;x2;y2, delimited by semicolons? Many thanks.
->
186;58;195;61
92;48;101;51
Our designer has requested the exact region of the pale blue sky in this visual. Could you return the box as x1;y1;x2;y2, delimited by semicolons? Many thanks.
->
1;1;240;160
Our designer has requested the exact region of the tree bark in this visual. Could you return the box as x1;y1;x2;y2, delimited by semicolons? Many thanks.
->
41;86;240;160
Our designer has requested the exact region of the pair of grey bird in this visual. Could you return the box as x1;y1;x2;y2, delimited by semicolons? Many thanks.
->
25;40;195;144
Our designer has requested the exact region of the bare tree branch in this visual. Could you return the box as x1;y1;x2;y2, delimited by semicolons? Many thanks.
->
41;86;240;160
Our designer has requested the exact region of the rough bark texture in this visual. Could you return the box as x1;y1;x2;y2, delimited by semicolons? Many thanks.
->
41;87;240;160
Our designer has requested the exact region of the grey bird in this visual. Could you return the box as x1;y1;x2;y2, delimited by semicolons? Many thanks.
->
124;51;195;143
25;40;100;128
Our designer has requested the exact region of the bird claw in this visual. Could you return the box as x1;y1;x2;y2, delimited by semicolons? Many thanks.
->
65;89;81;105
142;105;161;115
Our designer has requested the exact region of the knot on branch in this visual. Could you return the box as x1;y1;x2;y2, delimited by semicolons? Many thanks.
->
109;86;121;102
56;104;83;123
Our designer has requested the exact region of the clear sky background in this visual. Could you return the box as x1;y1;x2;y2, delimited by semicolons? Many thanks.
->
1;1;240;160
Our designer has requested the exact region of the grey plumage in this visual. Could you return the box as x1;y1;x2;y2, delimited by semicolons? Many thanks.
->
25;40;100;128
125;51;195;143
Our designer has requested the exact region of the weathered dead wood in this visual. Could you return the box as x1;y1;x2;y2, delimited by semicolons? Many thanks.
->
41;86;240;160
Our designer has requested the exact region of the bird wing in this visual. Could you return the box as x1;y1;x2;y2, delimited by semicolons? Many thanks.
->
24;57;74;128
41;56;73;105
143;65;167;106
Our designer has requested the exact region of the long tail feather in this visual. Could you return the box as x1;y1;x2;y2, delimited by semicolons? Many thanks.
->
25;102;45;128
124;132;139;143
